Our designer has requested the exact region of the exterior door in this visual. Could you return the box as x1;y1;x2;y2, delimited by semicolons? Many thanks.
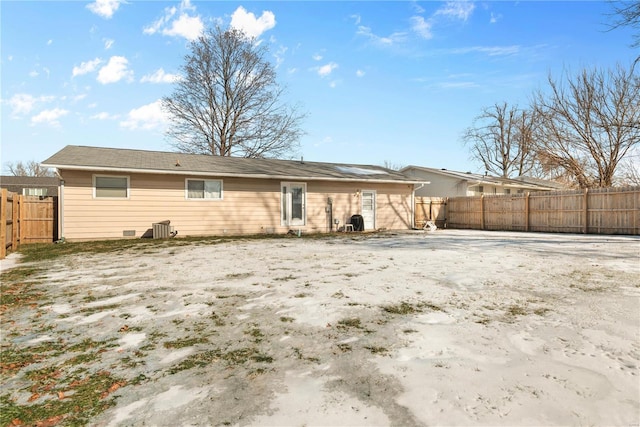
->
281;182;306;226
361;190;376;230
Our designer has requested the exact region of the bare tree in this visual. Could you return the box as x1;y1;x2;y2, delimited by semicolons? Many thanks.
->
607;0;640;50
532;63;640;188
4;160;56;177
462;102;538;178
382;161;404;171
162;27;306;158
618;150;640;185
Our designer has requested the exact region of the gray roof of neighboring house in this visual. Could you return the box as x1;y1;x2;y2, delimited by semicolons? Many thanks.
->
401;165;564;191
42;145;423;184
0;176;60;194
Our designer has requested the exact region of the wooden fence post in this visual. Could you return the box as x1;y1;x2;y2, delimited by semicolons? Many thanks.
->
13;194;19;250
0;189;7;259
583;188;589;234
480;194;485;230
525;192;530;232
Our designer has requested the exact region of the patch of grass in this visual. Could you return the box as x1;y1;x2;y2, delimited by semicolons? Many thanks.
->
293;292;309;298
382;301;421;315
364;346;389;355
279;316;295;323
163;337;208;349
506;304;528;317
79;303;121;315
336;343;352;352
225;272;253;280
337;318;362;330
274;274;297;282
210;311;226;326
0;266;42;283
0;370;126;427
533;307;551;316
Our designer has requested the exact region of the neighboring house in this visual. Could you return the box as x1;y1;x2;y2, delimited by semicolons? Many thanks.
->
400;166;564;198
0;176;60;196
41;145;425;241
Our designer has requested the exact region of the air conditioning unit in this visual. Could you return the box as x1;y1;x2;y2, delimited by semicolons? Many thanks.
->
152;221;174;239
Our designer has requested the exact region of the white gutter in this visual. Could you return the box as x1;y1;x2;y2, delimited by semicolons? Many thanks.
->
40;164;425;185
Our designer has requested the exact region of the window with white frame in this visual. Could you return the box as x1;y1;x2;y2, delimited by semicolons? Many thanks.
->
186;179;223;200
23;188;48;196
94;175;129;198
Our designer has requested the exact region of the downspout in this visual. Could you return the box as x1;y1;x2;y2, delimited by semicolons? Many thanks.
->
55;170;64;241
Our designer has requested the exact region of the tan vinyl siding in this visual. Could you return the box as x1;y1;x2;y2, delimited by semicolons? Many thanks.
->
60;170;414;240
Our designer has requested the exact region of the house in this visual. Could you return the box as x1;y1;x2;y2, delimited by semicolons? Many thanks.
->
400;166;564;198
0;176;60;197
41;145;426;241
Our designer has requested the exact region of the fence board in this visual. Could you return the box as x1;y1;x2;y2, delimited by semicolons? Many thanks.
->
0;193;57;258
415;197;446;228
20;196;56;244
441;186;640;235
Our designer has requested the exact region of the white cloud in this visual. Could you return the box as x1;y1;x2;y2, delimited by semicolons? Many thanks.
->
450;45;520;56
356;69;365;77
317;62;338;77
29;70;39;78
312;53;323;61
435;1;475;21
97;56;133;84
47;39;53;46
410;16;433;39
86;0;122;19
164;13;204;40
90;112;118;120
104;38;115;49
144;0;203;41
140;68;180;84
490;13;502;24
31;108;69;127
72;58;103;77
6;94;54;116
120;100;167;130
230;6;276;39
273;45;287;68
357;25;407;47
350;14;361;25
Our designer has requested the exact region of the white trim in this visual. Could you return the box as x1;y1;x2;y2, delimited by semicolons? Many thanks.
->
93;174;130;199
184;178;224;200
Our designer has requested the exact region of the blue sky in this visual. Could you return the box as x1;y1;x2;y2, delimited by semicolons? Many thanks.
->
1;0;637;174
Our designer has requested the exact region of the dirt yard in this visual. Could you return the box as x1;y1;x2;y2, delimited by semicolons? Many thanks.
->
1;229;639;426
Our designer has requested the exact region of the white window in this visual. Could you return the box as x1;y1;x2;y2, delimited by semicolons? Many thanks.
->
94;175;129;198
186;179;223;200
23;188;47;196
281;182;306;226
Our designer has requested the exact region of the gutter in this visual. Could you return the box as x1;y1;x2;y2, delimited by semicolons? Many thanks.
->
40;164;425;185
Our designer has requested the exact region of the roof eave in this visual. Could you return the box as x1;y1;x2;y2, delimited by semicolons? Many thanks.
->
42;164;423;185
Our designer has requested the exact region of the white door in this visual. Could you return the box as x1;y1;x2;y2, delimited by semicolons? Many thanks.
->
281;183;306;226
361;190;376;230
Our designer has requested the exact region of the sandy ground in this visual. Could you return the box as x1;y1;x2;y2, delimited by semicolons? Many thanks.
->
2;229;639;426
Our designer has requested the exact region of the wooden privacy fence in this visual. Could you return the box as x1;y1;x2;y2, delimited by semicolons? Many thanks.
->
415;197;446;228
1;189;57;259
443;186;640;235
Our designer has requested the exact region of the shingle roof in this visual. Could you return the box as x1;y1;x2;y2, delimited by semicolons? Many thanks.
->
401;165;564;191
42;145;422;184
